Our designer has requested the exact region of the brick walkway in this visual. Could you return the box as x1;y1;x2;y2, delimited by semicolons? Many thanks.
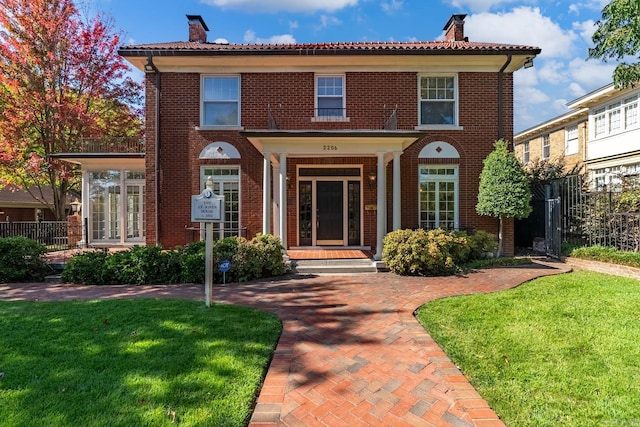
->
0;259;570;426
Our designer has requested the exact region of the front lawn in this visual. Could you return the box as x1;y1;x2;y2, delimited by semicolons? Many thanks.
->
0;299;281;427
416;270;640;427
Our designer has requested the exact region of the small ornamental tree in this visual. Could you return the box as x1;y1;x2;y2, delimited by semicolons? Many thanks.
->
476;139;532;257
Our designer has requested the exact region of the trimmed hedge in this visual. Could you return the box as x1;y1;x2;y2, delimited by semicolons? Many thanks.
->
0;237;49;283
382;228;497;276
569;245;640;268
61;234;289;285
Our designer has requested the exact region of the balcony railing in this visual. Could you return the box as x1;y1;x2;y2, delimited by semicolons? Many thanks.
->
267;104;401;131
72;137;145;154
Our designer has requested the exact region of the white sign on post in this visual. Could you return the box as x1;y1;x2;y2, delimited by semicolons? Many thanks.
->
191;178;224;308
191;188;223;222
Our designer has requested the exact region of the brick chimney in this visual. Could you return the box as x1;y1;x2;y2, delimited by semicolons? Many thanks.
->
443;14;467;42
187;15;209;43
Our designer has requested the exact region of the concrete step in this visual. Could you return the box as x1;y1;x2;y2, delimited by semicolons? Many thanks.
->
45;274;63;284
292;258;379;274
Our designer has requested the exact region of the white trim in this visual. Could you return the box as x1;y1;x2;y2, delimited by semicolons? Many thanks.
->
418;74;458;127
199;142;241;159
418;141;460;159
200;74;241;128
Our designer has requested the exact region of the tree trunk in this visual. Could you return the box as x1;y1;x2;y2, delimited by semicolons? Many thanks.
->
497;216;504;258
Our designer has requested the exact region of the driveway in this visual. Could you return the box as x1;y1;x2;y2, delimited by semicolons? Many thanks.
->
0;259;570;426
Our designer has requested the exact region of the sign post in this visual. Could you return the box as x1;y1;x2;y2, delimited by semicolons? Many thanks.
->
191;177;224;307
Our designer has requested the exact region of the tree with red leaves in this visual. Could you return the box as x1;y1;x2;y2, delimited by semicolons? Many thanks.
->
0;0;142;219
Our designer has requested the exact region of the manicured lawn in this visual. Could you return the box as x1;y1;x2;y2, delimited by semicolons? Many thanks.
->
416;270;640;427
0;299;281;427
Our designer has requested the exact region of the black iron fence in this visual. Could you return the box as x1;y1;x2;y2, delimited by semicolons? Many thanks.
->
0;221;83;251
519;175;640;253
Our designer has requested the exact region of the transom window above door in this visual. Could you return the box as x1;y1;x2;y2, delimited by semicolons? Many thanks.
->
201;75;240;127
315;75;346;119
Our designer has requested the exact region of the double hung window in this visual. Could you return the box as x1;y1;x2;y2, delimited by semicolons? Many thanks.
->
565;125;579;155
542;134;550;159
523;141;530;164
316;75;345;118
419;76;457;126
202;76;240;127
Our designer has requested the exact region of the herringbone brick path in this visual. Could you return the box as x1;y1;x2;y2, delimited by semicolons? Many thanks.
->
0;259;570;426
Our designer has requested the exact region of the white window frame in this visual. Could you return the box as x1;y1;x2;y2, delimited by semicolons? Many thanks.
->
200;166;241;239
523;141;530;164
565;125;579;155
418;165;459;230
542;134;550;159
200;75;240;128
624;96;638;129
417;75;459;129
314;74;347;120
592;95;640;139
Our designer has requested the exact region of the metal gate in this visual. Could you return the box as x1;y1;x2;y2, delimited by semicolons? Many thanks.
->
545;196;561;258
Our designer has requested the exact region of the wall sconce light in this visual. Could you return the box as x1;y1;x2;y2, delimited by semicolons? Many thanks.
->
368;171;377;189
286;174;291;189
144;55;159;73
523;57;534;69
71;198;82;214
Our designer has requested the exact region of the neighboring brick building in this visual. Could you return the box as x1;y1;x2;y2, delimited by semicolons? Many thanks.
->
70;13;539;257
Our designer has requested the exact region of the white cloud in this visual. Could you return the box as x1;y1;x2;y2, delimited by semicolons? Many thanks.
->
449;0;520;13
244;29;296;44
316;15;342;30
572;19;597;46
568;57;615;88
537;60;568;84
466;7;576;58
381;0;403;15
568;82;586;98
202;0;358;13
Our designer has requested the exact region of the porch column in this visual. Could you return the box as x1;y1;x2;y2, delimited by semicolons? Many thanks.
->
279;153;288;249
375;151;386;261
263;152;271;235
393;151;401;231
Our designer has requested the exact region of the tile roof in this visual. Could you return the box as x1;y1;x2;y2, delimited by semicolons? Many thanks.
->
119;40;541;56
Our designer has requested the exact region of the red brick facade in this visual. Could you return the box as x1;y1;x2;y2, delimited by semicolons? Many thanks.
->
144;70;517;255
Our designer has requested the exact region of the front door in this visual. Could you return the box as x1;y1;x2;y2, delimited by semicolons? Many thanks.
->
316;181;344;245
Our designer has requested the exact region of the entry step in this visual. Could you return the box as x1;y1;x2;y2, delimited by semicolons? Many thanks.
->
292;258;379;274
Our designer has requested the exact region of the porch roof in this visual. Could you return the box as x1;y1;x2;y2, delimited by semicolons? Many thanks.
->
240;130;424;158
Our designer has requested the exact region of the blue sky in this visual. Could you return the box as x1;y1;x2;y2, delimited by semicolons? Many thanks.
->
91;0;615;133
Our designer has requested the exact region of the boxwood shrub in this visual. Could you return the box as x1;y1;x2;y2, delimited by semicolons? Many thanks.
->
61;234;289;285
0;237;49;283
382;228;497;276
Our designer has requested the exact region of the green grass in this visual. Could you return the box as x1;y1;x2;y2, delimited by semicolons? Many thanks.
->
416;270;640;427
0;299;281;427
569;245;640;268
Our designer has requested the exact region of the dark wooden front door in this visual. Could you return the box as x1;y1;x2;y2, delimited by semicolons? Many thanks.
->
316;181;343;244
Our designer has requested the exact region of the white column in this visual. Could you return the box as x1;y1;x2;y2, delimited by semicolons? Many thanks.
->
263;152;271;235
375;152;386;261
279;153;288;250
393;151;401;231
272;162;280;237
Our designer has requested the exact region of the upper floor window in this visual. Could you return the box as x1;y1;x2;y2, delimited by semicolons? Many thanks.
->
542;134;550;159
202;76;240;127
316;75;345;118
565;125;579;155
592;95;639;139
419;76;457;126
523;141;530;164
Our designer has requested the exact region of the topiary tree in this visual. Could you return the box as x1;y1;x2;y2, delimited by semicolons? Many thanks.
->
476;139;532;257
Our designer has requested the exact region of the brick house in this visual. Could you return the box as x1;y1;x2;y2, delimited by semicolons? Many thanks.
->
73;13;539;258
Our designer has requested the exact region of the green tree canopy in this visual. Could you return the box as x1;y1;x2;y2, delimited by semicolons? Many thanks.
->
477;139;532;256
589;0;640;89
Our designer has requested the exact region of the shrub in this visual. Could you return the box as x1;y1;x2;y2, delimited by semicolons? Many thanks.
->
61;235;289;285
465;230;498;259
569;245;640;268
382;228;470;276
0;237;49;282
61;249;110;285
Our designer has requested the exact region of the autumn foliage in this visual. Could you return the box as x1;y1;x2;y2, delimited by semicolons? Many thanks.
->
0;0;143;219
